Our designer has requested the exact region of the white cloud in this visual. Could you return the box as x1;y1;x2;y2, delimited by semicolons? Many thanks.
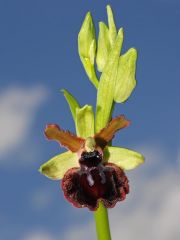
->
62;145;180;240
30;188;54;211
0;86;48;160
22;231;53;240
63;221;95;240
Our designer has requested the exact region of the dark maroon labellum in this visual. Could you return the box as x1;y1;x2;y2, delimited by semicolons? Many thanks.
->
62;150;129;211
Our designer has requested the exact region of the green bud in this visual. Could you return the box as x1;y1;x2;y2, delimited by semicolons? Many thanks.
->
96;22;110;72
107;5;117;46
78;12;98;88
96;5;117;72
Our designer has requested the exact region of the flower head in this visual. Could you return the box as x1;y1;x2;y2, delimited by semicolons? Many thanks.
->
39;115;144;211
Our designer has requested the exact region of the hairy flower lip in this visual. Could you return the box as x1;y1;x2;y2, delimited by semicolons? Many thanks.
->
61;162;129;211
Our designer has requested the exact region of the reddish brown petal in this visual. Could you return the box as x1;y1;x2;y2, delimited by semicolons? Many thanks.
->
94;115;130;149
45;124;85;152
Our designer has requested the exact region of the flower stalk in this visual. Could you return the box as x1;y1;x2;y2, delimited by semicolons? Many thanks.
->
94;202;111;240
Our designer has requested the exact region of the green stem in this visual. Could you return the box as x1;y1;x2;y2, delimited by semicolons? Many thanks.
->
94;76;115;239
94;202;111;240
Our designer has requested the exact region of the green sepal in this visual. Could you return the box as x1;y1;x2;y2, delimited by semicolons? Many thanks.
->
75;105;95;138
96;22;110;72
61;89;80;121
95;28;124;133
39;151;78;180
104;146;144;170
114;48;137;103
107;5;117;46
78;12;98;88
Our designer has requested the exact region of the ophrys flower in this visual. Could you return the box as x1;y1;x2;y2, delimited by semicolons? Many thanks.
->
39;115;144;211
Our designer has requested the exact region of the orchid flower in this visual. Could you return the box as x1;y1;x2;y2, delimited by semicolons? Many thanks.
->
39;115;143;210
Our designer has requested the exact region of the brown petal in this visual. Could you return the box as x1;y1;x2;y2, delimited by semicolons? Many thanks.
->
94;115;130;149
45;124;85;152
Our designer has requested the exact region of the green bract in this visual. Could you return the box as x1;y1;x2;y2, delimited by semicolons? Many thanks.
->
114;48;137;103
61;89;80;121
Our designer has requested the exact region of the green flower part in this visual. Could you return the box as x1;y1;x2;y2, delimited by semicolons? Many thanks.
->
78;12;98;88
39;115;144;210
114;48;138;103
96;5;117;72
61;89;80;121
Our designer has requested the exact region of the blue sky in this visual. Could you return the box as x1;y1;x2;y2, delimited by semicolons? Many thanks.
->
0;1;180;239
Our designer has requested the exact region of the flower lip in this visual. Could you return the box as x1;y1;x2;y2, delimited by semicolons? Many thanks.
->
62;162;129;211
